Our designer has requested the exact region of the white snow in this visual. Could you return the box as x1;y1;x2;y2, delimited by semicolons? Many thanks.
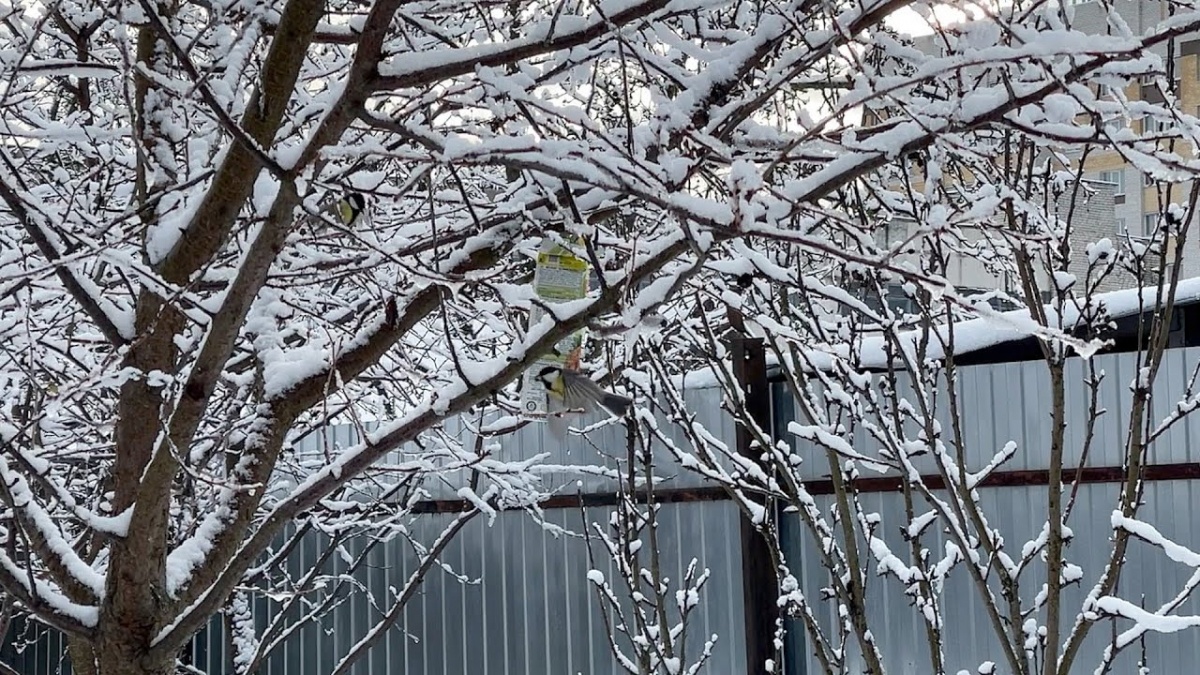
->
1111;512;1200;567
457;487;498;524
0;550;99;625
166;501;234;596
1095;596;1200;634
676;276;1200;386
0;453;105;597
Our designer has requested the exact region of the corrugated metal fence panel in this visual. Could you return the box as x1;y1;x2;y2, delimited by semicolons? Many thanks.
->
470;386;735;497
784;346;1200;478
3;383;738;675
3;500;745;675
782;480;1200;675
288;386;735;501
231;497;748;667
243;501;746;674
0;621;70;674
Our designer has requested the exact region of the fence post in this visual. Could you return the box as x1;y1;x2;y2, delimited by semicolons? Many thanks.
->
729;316;780;675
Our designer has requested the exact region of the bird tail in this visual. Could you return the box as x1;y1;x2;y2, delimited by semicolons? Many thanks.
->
599;393;632;418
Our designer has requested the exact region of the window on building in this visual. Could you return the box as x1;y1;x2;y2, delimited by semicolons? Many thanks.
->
846;282;918;317
1098;169;1125;203
1143;116;1171;134
874;219;908;248
1116;217;1126;233
883;285;917;315
1144;171;1157;187
1144;213;1159;235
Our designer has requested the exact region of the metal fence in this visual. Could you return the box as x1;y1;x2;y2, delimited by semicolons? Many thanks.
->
783;345;1200;480
1;385;746;675
2;499;748;675
780;481;1200;675
778;345;1200;675
8;347;1200;674
280;386;735;503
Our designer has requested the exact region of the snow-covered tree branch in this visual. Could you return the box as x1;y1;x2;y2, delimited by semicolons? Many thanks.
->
6;0;1200;672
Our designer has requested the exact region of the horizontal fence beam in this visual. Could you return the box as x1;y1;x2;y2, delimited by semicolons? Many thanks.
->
410;486;732;513
409;462;1200;513
802;461;1200;494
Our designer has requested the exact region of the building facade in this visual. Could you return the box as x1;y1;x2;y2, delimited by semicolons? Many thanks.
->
1071;0;1199;241
895;0;1200;296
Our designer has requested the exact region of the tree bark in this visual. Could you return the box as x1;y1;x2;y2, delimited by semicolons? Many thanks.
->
94;644;173;675
1042;362;1067;675
66;637;97;675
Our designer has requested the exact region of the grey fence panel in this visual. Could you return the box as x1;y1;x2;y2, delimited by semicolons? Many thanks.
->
779;347;1200;674
236;500;744;675
0;621;70;674
285;384;734;504
72;499;744;675
2;380;735;675
784;480;1200;675
784;345;1200;479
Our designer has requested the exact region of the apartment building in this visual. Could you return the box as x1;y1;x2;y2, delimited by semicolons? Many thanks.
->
868;183;1122;306
888;0;1200;297
1069;0;1199;241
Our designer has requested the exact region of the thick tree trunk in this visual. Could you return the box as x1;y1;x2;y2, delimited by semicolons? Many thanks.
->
66;637;97;675
88;633;174;675
92;17;180;675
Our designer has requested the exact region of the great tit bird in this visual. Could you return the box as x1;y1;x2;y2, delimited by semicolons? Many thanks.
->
536;366;632;418
337;192;367;226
